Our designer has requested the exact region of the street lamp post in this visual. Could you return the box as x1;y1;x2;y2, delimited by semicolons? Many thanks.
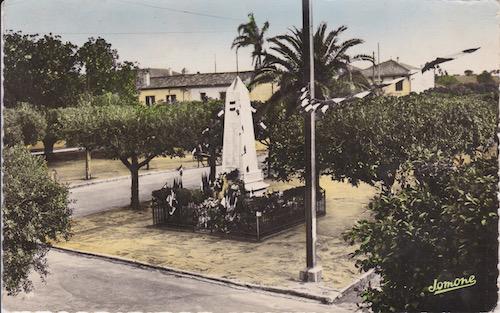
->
299;0;322;282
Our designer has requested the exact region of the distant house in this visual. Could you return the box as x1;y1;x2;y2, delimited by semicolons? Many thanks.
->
137;70;275;105
361;59;434;96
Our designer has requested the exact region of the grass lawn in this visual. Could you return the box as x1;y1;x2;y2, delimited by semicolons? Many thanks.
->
48;153;201;185
56;176;377;291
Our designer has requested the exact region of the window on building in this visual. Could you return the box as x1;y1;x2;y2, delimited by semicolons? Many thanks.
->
145;96;155;106
166;95;177;104
395;80;403;91
200;92;208;102
219;92;226;101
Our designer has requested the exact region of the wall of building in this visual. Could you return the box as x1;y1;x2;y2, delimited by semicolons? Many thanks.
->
410;71;435;93
249;82;275;102
188;86;228;101
139;82;275;104
139;88;191;105
382;76;411;96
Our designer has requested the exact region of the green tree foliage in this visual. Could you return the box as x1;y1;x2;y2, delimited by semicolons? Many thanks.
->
319;93;496;191
265;103;305;180
435;75;459;87
197;101;224;181
231;13;270;69
2;146;72;295
41;108;69;156
78;37;138;102
77;92;137;107
62;102;216;209
267;94;496;192
477;70;496;85
344;154;498;312
4;32;139;154
4;31;81;109
253;23;371;112
3;103;47;147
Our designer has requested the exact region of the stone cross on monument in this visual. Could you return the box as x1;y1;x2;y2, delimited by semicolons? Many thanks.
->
222;76;269;196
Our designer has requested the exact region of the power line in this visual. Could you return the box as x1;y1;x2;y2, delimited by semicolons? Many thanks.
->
45;30;235;35
115;0;242;21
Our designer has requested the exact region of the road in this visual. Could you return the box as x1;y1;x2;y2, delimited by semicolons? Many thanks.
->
69;166;211;217
70;154;267;217
2;250;350;313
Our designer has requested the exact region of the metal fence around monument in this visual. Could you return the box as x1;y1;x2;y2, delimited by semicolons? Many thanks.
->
152;188;326;242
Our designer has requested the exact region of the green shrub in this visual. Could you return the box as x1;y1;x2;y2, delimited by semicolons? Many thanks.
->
3;103;47;147
175;188;193;206
190;189;206;205
345;155;498;312
2;146;71;295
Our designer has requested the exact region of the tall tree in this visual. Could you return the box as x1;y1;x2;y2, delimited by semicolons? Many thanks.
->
3;145;71;295
251;23;370;178
4;32;82;154
4;31;81;109
252;23;371;112
62;103;213;209
78;37;138;102
267;93;496;192
231;13;270;69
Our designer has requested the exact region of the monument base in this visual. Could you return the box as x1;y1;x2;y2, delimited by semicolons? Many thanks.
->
245;180;270;197
299;266;323;282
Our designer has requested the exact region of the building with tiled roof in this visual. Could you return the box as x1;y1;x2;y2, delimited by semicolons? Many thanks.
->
361;59;434;96
137;70;275;105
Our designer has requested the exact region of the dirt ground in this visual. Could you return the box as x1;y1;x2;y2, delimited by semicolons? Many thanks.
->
48;154;201;184
46;141;267;185
56;176;377;291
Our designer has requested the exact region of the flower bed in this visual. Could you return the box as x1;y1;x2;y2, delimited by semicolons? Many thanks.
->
151;173;326;241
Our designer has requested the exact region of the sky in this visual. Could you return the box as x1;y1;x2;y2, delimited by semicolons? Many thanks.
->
2;0;498;75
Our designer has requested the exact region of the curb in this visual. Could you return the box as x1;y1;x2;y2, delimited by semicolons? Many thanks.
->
69;166;210;189
51;246;337;304
333;268;377;303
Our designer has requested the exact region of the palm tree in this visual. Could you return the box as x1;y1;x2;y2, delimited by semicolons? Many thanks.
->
231;13;270;69
252;23;372;113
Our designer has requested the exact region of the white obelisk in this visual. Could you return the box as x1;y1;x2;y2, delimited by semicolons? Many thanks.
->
222;77;269;195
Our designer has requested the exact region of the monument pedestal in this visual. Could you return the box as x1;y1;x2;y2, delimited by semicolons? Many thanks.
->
243;170;269;196
221;77;268;196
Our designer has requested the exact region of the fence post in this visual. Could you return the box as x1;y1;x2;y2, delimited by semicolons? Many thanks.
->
256;211;261;241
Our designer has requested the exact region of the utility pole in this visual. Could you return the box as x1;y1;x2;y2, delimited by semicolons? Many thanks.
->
377;42;381;83
236;48;239;74
372;51;376;84
299;0;322;283
214;53;217;73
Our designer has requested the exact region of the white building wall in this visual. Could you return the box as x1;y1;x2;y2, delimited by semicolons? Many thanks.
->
410;71;435;93
189;86;229;101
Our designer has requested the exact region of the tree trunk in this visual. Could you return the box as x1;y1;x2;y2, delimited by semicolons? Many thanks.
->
130;156;140;210
267;140;272;178
381;171;396;195
209;145;216;183
43;137;56;161
120;154;155;210
85;148;92;180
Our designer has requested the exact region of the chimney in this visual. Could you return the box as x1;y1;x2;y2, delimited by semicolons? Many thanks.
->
396;57;400;63
167;67;172;76
144;71;150;87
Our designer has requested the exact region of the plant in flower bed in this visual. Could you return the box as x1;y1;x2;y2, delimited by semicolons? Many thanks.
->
152;170;325;238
